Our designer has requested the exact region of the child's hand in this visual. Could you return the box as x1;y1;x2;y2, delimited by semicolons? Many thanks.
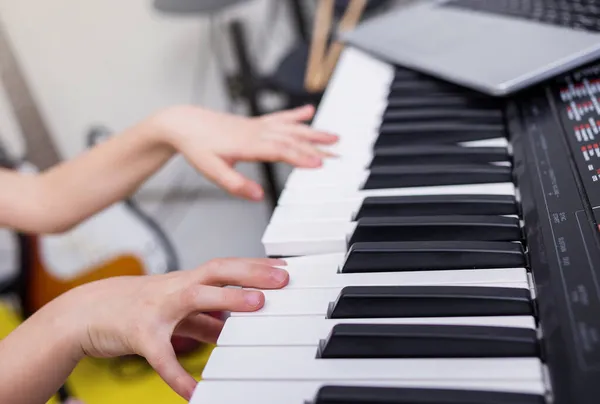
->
45;258;289;400
153;104;338;200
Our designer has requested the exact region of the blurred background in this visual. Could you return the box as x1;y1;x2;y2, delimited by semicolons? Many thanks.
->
0;0;303;268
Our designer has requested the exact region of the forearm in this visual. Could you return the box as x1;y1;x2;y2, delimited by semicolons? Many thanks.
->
0;302;84;404
0;113;177;233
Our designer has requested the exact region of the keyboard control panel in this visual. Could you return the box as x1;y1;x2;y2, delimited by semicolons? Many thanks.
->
509;61;600;404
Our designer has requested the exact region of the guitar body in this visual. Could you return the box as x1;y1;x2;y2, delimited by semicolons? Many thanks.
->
29;247;143;311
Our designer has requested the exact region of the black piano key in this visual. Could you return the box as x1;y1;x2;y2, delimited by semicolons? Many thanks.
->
369;145;510;166
382;108;504;124
340;240;526;273
309;385;546;404
361;165;512;189
326;285;533;319
393;67;428;81
347;215;522;245
387;96;500;110
354;194;519;219
317;324;539;358
388;81;486;98
376;122;506;146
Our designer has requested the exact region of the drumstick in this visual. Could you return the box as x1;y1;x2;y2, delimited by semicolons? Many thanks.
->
304;0;367;93
304;0;335;93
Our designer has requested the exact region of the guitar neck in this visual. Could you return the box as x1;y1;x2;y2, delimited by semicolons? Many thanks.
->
0;18;61;170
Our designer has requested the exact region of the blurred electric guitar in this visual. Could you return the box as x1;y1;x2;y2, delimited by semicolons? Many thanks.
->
0;18;179;314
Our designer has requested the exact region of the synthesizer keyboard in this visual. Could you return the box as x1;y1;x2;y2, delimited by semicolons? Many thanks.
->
190;47;600;404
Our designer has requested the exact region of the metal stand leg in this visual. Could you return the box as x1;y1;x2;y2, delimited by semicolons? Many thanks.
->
288;0;309;42
228;20;280;210
57;386;71;402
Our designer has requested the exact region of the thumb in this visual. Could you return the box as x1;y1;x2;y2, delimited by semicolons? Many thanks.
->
187;153;264;201
144;340;197;400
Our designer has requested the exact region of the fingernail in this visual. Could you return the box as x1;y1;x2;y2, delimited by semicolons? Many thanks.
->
270;268;288;284
250;187;264;201
309;157;322;166
273;258;287;266
245;291;263;307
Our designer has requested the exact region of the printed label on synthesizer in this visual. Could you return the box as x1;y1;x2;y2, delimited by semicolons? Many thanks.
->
553;74;600;219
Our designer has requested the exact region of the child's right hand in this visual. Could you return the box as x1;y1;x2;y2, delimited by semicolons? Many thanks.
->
43;258;289;401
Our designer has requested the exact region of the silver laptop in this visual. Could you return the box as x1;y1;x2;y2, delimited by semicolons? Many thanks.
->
341;0;600;95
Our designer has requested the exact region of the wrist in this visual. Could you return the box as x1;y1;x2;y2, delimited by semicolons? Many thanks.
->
35;293;89;363
148;105;211;150
140;110;177;150
147;105;188;148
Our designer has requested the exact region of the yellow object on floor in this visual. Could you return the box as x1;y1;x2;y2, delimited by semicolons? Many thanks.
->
0;303;213;404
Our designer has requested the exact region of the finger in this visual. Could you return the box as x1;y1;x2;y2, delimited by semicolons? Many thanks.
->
279;123;339;145
178;285;266;315
252;139;323;168
144;341;197;400
248;257;287;266
174;313;225;344
188;153;264;201
204;257;287;267
270;133;336;160
198;260;289;289
263;104;315;123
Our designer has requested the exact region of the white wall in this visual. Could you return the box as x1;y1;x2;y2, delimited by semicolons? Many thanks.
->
0;0;301;271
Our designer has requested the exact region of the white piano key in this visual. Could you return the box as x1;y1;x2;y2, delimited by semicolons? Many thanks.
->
283;267;530;289
317;153;374;169
202;346;545;382
233;282;530;317
217;315;537;346
285;169;369;189
459;137;509;148
279;182;516;205
270;202;360;223
278;252;346;270
191;380;547;404
312;48;393;145
263;220;355;256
